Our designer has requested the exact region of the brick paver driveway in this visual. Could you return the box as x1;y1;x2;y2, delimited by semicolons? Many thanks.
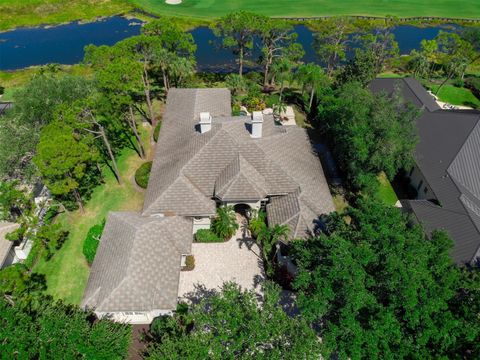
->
178;214;265;301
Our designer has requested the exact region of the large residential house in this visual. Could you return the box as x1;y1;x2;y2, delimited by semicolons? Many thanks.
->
371;78;480;265
82;88;334;324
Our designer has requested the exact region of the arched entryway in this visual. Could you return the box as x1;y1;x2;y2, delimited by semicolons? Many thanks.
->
233;203;251;218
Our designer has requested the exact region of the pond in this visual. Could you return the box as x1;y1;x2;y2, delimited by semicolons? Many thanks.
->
0;16;457;72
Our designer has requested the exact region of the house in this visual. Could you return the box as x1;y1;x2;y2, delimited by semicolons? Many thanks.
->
82;88;334;324
371;78;480;265
0;222;20;269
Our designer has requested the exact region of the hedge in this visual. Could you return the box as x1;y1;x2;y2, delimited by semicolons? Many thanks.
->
83;221;105;265
465;77;480;100
135;161;152;189
194;228;223;243
153;121;162;142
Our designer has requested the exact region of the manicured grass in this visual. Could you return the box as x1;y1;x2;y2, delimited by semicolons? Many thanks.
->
0;0;133;31
132;0;480;20
33;127;151;305
376;172;398;206
429;84;480;109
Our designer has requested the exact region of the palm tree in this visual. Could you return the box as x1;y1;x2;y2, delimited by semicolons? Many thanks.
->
212;206;239;240
297;63;327;110
257;224;290;276
271;58;294;103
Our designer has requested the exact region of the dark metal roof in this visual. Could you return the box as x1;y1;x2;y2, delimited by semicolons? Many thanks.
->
370;77;441;112
371;78;480;264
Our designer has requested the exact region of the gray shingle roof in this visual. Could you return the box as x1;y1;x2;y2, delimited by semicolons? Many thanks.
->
371;78;480;264
82;213;192;312
143;88;333;225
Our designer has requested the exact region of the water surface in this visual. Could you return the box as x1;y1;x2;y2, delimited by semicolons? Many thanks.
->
0;17;457;72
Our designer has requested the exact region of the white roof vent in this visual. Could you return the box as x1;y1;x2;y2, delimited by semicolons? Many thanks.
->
251;111;263;138
199;112;212;133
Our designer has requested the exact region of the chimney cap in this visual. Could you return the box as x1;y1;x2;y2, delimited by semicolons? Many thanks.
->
199;112;212;124
252;111;263;123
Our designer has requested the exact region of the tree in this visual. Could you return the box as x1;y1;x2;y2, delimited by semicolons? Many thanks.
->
356;27;399;75
0;74;92;180
34;223;69;260
142;18;196;58
297;63;328;110
0;180;31;221
435;31;475;94
0;294;131;359
319;82;420;188
211;206;239;240
213;11;264;76
291;197;480;359
33;121;99;212
225;73;247;96
271;58;295;102
257;224;290;277
313;17;352;76
146;282;322;359
258;18;304;86
94;57;146;158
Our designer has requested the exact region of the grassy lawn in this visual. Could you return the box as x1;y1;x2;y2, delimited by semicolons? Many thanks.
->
376;172;398;206
429;84;480;109
132;0;480;20
0;0;133;31
33;126;152;305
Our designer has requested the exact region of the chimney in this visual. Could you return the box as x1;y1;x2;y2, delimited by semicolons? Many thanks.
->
250;111;263;138
199;112;212;133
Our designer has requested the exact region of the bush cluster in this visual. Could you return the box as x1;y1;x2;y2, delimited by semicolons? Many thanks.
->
184;255;195;271
194;228;223;243
135;161;152;189
83;221;105;265
465;77;480;100
153;121;162;142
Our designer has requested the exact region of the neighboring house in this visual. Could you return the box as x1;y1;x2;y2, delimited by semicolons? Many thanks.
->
82;88;334;324
0;222;20;269
371;78;480;265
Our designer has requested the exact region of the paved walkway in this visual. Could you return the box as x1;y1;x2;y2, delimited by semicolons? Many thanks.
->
178;214;265;302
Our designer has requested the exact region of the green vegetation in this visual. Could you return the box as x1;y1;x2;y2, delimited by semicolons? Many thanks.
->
134;161;152;189
429;83;480;108
0;0;133;31
33;141;149;304
376;172;399;205
153;120;162;141
146;282;321;358
82;220;105;265
291;197;480;358
1;295;131;358
183;255;195;271
211;206;239;240
194;228;222;243
132;0;480;20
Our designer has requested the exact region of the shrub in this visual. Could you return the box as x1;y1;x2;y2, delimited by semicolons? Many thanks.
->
465;77;480;99
452;78;464;88
195;228;223;243
153;121;162;142
248;210;267;238
242;95;266;112
184;255;195;271
83;221;105;265
212;206;239;240
265;94;280;108
135;161;152;189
